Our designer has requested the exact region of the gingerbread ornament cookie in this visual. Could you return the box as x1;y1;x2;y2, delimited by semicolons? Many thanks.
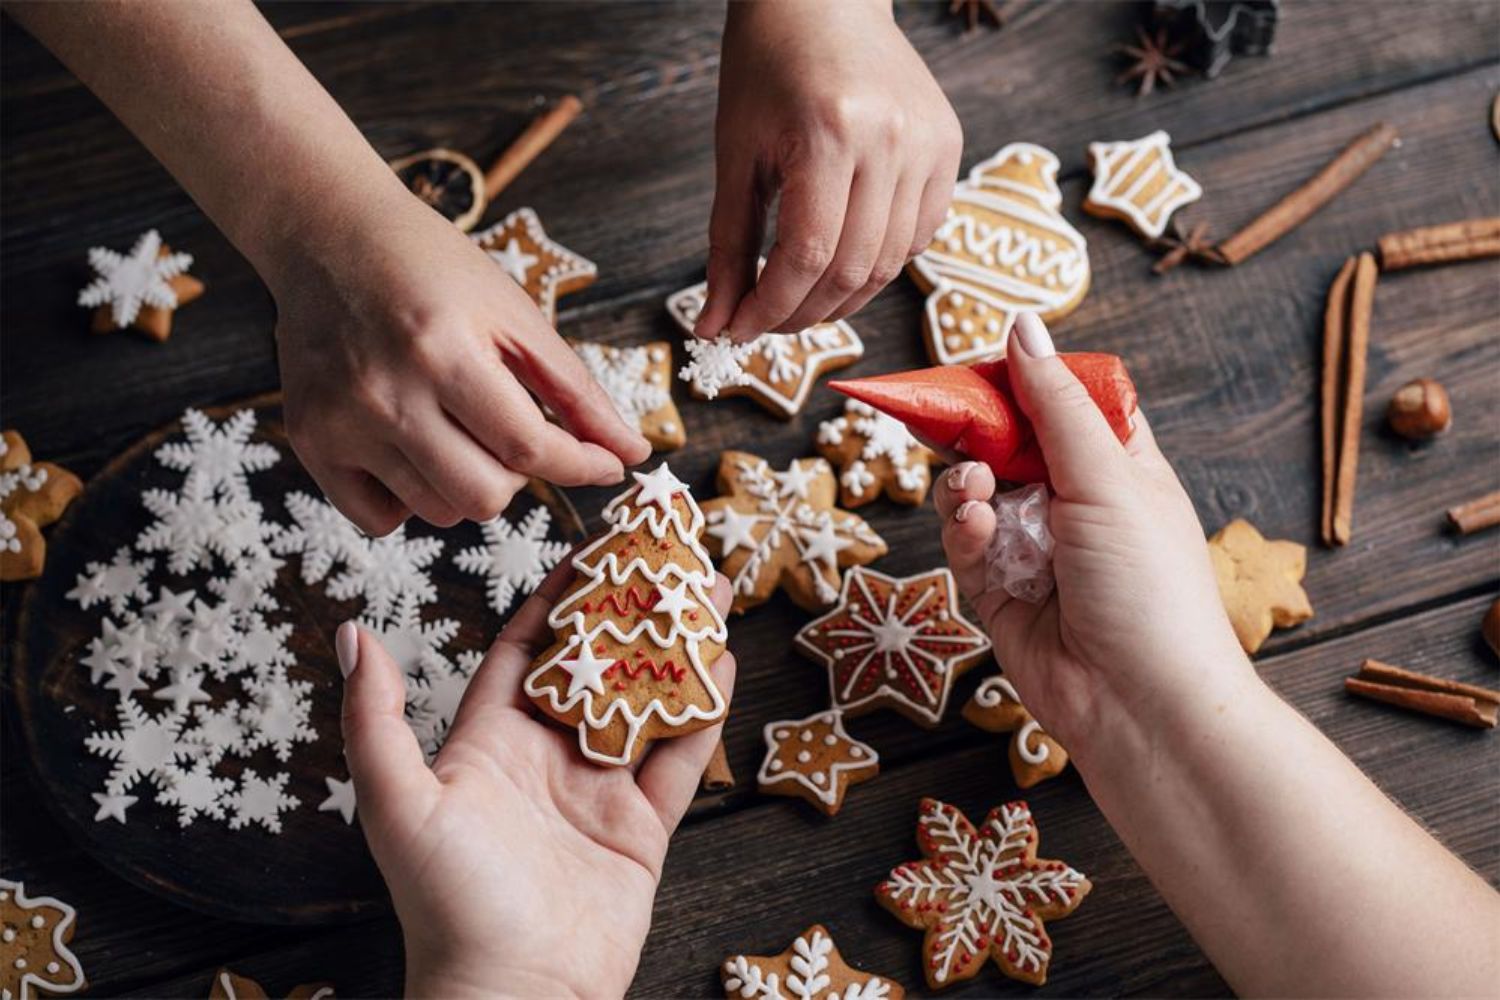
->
1;430;84;582
471;207;596;324
702;452;886;613
876;799;1090;990
722;925;904;1000
963;675;1069;788
796;567;990;727
1208;519;1313;654
0;880;86;1000
816;399;937;508
525;464;729;765
78;229;204;342
757;710;879;816
907;144;1090;366
569;339;685;451
1085;131;1202;240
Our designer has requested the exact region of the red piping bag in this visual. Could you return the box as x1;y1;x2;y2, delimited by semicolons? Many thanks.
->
828;353;1137;485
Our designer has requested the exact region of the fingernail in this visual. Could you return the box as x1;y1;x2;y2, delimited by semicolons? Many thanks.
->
335;621;359;678
1013;312;1055;359
947;462;975;492
954;500;977;524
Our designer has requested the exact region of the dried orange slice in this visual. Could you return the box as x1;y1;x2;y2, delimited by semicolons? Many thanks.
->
388;148;485;231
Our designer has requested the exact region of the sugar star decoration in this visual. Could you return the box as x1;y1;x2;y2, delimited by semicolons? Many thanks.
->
669;277;864;418
757;710;879;816
702;452;886;613
721;924;904;1000
318;775;357;825
569;339;685;451
90;792;138;824
796;567;990;727
0;429;83;582
452;505;569;617
1084;130;1203;241
471;207;597;324
816;398;937;508
0;880;87;1000
963;674;1069;788
876;798;1090;989
1207;518;1312;654
77;229;204;342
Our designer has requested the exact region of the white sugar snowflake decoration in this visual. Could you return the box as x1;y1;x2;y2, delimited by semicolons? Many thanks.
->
136;478;243;574
157;757;234;827
76;229;193;328
154;408;278;500
407;649;481;759
84;696;198;794
329;525;443;622
679;335;753;399
66;547;154;615
358;592;458;682
270;491;366;584
213;613;293;681
223;769;300;834
182;700;249;762
240;669;316;762
453;506;568;616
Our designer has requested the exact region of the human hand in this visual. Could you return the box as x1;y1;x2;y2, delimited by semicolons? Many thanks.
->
270;189;650;536
336;563;736;997
695;0;963;341
933;313;1251;752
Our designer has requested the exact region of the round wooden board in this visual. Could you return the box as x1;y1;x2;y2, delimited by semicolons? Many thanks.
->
10;396;585;925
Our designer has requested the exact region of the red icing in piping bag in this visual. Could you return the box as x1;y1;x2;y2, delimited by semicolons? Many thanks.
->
828;353;1138;484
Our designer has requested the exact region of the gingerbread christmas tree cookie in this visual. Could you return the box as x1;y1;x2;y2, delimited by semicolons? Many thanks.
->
963;674;1069;788
1208;518;1313;654
0;880;86;1000
472;207;596;324
525;464;729;765
1085;131;1202;240
757;709;879;816
1;430;84;581
722;925;904;1000
78;229;203;342
569;339;685;451
816;398;937;508
796;567;990;727
701;452;886;613
876;799;1090;990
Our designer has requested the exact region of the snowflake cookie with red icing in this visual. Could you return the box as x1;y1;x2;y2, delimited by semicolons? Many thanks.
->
876;798;1090;989
757;709;878;817
0;880;86;1000
795;567;990;727
815;399;937;508
524;464;729;766
722;924;904;1000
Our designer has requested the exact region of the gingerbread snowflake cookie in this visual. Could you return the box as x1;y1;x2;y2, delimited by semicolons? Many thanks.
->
1;431;83;582
722;924;904;1000
796;567;990;727
816;399;936;508
963;674;1068;788
1084;131;1202;240
0;880;86;1000
702;452;886;614
877;799;1090;989
568;339;685;451
78;229;203;342
758;710;878;816
472;208;596;324
1208;518;1313;654
525;464;729;765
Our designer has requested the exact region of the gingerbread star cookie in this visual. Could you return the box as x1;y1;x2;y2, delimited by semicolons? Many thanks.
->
569;339;685;451
209;969;334;999
963;674;1069;788
702;452;886;614
758;710;879;816
722;924;904;1000
876;799;1090;990
796;567;990;727
1;430;84;581
0;880;86;1000
907;143;1090;366
78;229;204;342
1085;131;1202;240
816;398;937;508
472;207;596;324
1208;518;1313;654
525;464;729;765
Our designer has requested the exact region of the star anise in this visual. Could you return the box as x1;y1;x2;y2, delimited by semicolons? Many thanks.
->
949;0;1005;32
1116;25;1192;97
1149;219;1225;274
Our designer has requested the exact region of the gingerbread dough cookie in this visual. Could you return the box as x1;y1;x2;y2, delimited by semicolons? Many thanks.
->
1208;518;1313;654
1;430;84;581
723;924;904;1000
472;207;596;324
0;880;85;1000
816;399;937;508
1085;131;1202;240
757;710;879;816
569;339;685;451
963;674;1069;788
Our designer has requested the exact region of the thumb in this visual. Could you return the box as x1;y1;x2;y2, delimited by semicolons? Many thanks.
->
1006;312;1130;503
694;157;763;340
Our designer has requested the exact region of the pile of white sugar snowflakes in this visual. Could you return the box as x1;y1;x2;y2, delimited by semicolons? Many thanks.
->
68;407;568;834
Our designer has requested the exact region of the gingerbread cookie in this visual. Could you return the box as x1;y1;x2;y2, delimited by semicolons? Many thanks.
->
722;925;904;1000
671;277;864;418
78;229;203;342
0;880;85;1000
876;799;1090;990
525;464;729;765
1085;131;1202;240
1208;518;1313;654
816;399;937;508
963;674;1069;788
1;430;84;582
471;207;596;325
907;144;1090;366
702;452;886;613
796;567;990;727
568;339;685;451
758;710;879;816
209;969;334;1000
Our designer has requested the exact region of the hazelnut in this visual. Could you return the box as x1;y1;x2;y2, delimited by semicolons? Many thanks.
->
1386;377;1451;439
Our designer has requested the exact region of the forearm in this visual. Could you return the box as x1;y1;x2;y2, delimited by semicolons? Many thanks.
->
1072;664;1500;996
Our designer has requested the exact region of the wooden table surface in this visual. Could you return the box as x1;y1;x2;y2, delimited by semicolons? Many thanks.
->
3;2;1498;996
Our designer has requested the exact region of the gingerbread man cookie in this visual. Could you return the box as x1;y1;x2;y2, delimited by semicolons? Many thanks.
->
78;229;204;342
471;207;596;324
1;430;84;582
1085;131;1202;240
816;399;937;508
876;799;1090;990
907;144;1090;366
525;464;729;765
796;567;990;727
701;452;886;614
722;925;905;1000
1207;518;1313;654
963;674;1069;788
757;710;879;816
0;880;86;1000
569;339;685;451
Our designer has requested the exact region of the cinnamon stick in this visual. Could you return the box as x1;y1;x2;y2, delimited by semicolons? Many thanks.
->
1319;257;1356;546
1330;252;1377;546
1346;658;1500;728
1216;123;1399;265
484;95;583;202
1447;489;1500;535
1377;217;1500;271
700;736;735;791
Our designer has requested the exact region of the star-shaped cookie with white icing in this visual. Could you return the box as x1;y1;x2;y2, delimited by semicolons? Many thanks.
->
1084;130;1202;240
757;709;879;816
472;207;596;324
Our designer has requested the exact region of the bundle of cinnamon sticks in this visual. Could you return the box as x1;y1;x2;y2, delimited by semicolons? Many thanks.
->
1346;659;1499;729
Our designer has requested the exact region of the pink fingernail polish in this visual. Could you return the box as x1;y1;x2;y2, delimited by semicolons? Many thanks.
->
954;500;977;524
335;621;359;678
1013;312;1055;358
947;463;974;492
